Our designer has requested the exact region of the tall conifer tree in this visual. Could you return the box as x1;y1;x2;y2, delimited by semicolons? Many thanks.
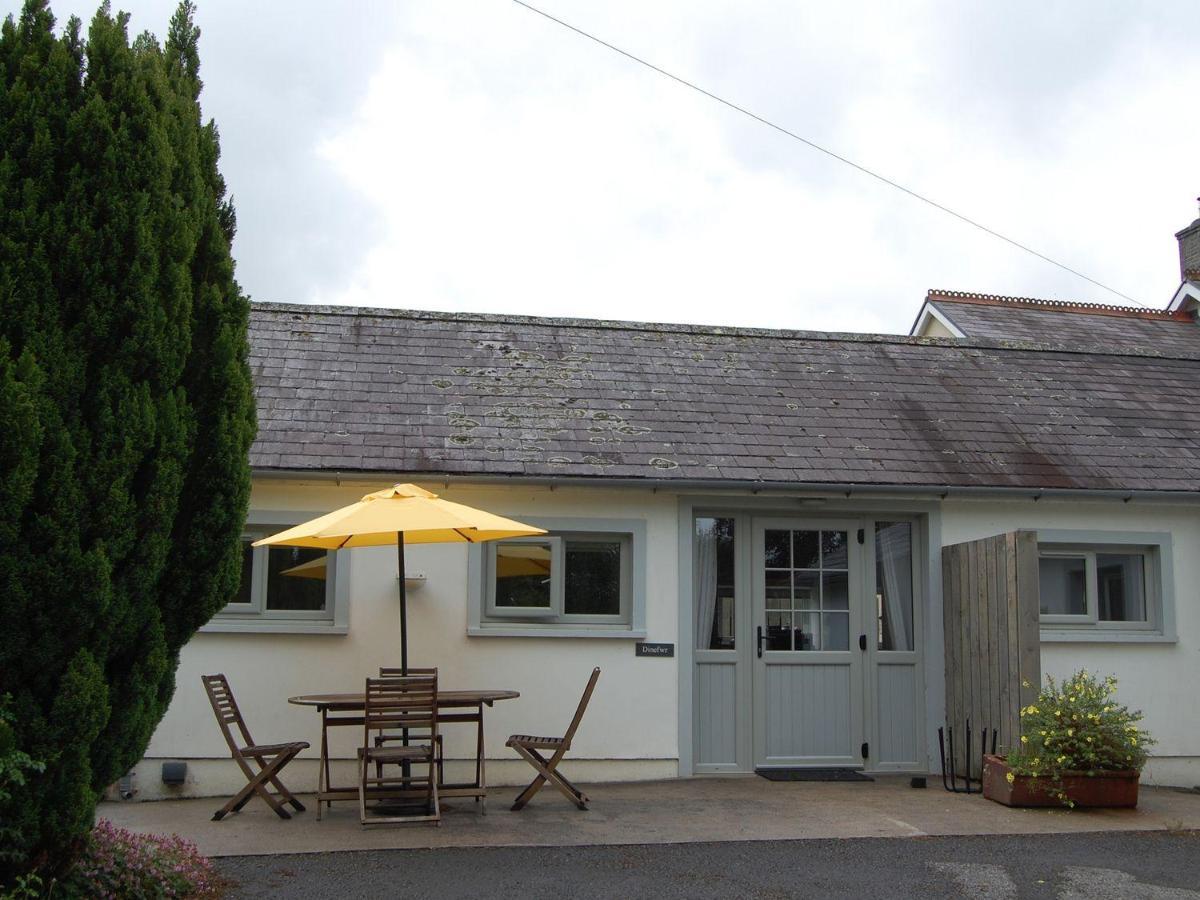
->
0;0;254;878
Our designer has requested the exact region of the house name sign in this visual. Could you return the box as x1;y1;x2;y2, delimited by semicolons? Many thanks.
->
635;642;674;658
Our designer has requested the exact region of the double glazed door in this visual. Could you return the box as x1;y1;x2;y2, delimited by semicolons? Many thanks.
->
692;512;924;775
752;518;865;768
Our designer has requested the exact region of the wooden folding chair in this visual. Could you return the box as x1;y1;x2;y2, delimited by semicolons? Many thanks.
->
506;667;600;811
378;668;444;787
359;673;441;826
201;674;309;821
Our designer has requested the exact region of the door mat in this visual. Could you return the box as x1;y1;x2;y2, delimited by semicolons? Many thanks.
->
755;768;874;782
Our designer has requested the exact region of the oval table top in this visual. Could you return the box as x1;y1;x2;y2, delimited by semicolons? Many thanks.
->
289;689;520;711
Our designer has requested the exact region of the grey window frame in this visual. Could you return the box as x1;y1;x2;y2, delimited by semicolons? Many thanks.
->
468;516;647;639
1036;530;1175;644
485;535;564;619
202;509;350;635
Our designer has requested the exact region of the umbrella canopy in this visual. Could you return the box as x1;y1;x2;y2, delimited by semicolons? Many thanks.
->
252;484;545;549
280;556;328;580
253;484;546;671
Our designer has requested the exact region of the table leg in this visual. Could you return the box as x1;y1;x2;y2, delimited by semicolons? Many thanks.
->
318;707;329;821
477;703;487;815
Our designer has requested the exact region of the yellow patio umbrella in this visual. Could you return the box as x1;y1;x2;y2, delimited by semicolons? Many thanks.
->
254;484;546;671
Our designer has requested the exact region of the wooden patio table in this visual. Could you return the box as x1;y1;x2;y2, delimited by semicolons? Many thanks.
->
289;689;519;818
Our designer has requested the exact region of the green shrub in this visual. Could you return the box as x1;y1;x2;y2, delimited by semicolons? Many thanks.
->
0;0;254;881
1007;670;1154;805
0;696;44;865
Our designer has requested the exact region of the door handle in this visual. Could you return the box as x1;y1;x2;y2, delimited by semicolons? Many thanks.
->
858;634;867;651
757;625;765;658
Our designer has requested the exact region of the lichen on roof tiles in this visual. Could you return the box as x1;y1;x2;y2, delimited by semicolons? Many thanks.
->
247;302;1200;492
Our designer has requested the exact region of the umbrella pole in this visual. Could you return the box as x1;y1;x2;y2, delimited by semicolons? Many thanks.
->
398;531;411;784
397;531;408;675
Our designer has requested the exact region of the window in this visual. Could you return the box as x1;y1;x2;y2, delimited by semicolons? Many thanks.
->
484;532;631;625
211;526;345;631
875;521;915;651
763;528;849;651
1038;545;1156;630
695;517;736;650
470;517;647;637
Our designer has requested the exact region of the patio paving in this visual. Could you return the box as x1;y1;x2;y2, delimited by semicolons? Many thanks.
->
97;776;1200;859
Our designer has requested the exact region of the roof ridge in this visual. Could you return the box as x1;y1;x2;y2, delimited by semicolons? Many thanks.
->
927;289;1188;322
249;301;1200;362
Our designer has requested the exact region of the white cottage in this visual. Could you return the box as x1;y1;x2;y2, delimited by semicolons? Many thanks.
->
127;280;1200;800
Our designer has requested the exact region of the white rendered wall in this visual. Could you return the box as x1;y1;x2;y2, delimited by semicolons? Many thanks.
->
136;478;681;799
940;496;1200;787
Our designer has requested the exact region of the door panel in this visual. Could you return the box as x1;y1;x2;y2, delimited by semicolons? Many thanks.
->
873;663;921;767
753;519;864;768
695;661;738;766
763;662;853;761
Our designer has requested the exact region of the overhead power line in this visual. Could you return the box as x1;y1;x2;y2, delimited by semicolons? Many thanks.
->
511;0;1147;308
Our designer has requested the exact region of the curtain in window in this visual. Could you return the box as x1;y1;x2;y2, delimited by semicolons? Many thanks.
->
877;522;913;651
695;520;719;649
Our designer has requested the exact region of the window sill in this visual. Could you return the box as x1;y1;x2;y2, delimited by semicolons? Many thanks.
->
201;619;348;636
1040;629;1176;644
468;625;646;639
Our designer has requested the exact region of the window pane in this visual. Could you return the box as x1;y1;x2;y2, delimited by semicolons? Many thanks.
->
792;571;820;610
495;542;553;608
792;531;820;569
766;611;792;650
696;518;736;649
565;539;622;615
821;531;849;569
795;612;820;650
765;530;790;568
822;612;850;650
231;541;254;605
876;522;913;650
822;572;849;610
266;546;327;611
1039;556;1087;616
1097;554;1146;622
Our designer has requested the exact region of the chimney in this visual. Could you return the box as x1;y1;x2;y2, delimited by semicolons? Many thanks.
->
1178;197;1200;282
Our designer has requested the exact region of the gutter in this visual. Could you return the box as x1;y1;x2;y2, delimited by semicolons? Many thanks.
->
249;468;1200;505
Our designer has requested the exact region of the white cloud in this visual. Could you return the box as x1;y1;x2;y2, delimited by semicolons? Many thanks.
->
49;0;1198;332
311;0;1200;332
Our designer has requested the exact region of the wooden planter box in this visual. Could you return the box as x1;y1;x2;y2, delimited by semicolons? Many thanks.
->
982;754;1140;808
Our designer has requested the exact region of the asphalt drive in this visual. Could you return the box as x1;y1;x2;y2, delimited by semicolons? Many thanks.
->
217;829;1200;899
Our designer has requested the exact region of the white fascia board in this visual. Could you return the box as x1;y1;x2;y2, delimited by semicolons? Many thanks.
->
1167;281;1200;313
910;301;966;338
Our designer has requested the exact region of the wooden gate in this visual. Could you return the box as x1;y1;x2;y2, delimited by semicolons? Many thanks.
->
941;530;1041;774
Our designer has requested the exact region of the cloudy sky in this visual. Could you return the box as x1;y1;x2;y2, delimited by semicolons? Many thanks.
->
37;0;1200;333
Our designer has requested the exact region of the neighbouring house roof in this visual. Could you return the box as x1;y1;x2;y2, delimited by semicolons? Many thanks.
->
249;302;1200;493
1168;276;1200;315
911;290;1200;353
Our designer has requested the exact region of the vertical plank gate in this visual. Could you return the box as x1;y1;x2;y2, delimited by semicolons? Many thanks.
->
941;530;1040;775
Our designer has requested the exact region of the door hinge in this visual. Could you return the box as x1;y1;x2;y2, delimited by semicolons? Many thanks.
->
861;742;869;760
856;528;865;544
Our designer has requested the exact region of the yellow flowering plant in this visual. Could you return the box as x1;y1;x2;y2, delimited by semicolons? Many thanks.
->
1007;670;1153;804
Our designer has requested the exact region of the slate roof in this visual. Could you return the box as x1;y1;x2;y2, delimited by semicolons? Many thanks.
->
249;302;1200;493
923;290;1200;353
